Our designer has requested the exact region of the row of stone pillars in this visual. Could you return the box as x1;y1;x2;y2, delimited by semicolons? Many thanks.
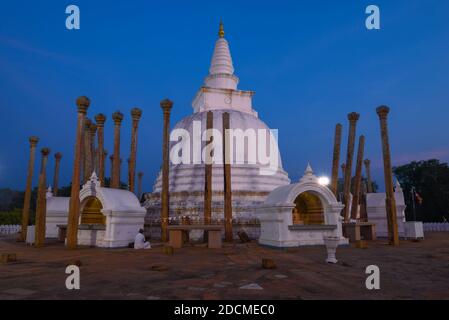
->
159;104;234;243
19;95;146;248
18;137;65;243
66;98;146;248
330;106;399;246
79;108;143;190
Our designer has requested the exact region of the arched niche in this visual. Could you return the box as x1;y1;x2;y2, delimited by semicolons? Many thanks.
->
293;191;324;225
80;196;105;225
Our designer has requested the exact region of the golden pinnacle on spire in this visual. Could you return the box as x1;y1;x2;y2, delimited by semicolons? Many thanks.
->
218;20;225;38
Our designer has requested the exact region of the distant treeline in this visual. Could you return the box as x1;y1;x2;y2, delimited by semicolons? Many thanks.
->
394;159;449;223
1;161;448;223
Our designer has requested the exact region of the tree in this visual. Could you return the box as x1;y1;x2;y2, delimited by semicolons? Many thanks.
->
393;159;449;222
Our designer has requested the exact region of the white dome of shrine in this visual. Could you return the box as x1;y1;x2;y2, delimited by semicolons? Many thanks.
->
145;23;290;222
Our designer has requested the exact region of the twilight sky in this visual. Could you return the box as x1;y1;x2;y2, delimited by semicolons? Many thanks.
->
0;0;448;192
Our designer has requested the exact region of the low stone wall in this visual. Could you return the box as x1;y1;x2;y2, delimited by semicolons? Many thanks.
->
0;225;21;235
423;223;449;232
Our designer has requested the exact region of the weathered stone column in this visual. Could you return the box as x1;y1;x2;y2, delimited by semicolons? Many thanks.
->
53;152;62;196
160;99;173;242
364;159;373;193
35;147;50;247
89;123;97;173
343;112;360;222
350;135;365;220
137;172;144;201
376;106;399;246
109;154;114;185
19;136;39;242
120;158;123;186
129;108;142;193
66;96;90;249
127;158;130;189
222;112;233;242
204;111;213;227
338;163;346;202
95;114;106;185
111;111;124;188
83;118;92;183
80;120;85;184
331;123;343;196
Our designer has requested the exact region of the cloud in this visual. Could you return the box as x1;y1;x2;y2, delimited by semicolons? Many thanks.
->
0;35;75;64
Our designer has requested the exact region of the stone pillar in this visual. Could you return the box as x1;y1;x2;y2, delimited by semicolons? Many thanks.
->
350;135;365;220
343;112;360;222
376;106;399;246
109;154;114;185
160;99;173;242
95;114;106;186
137;172;144;201
80;119;85;184
204;111;213;227
331;123;343;196
35;147;50;247
120;158;123;186
364;159;373;193
360;182;368;222
129;108;142;193
66;96;90;250
339;163;346;202
111;112;124;188
127;158;130;189
19;136;39;242
89;123;97;174
53;152;62;196
83;118;92;183
222;112;233;242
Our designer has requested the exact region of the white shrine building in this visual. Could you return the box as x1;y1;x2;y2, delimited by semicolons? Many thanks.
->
46;173;145;248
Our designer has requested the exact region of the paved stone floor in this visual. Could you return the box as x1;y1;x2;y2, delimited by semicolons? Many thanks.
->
1;233;448;300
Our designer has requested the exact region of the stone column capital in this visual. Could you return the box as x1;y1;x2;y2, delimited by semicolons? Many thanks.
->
160;99;173;113
94;113;106;126
29;136;39;147
55;152;63;160
347;112;360;123
131;108;143;121
89;123;97;135
76;96;90;114
112;111;124;125
41;148;50;157
376;105;390;119
84;118;92;130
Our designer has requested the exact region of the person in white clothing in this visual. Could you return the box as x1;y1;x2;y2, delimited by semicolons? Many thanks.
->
134;229;151;249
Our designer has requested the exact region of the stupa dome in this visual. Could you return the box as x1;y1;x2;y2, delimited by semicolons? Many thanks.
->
144;23;290;226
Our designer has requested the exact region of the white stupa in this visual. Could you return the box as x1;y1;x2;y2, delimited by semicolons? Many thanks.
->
144;23;290;226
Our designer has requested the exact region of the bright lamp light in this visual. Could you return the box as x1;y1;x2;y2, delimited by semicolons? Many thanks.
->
318;176;330;186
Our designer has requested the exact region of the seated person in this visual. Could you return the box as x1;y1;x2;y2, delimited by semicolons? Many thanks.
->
134;229;151;249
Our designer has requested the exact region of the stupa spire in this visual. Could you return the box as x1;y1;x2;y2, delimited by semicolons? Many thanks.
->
205;21;239;90
219;20;225;38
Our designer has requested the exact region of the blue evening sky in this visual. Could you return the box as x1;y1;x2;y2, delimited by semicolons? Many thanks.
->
1;0;448;192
